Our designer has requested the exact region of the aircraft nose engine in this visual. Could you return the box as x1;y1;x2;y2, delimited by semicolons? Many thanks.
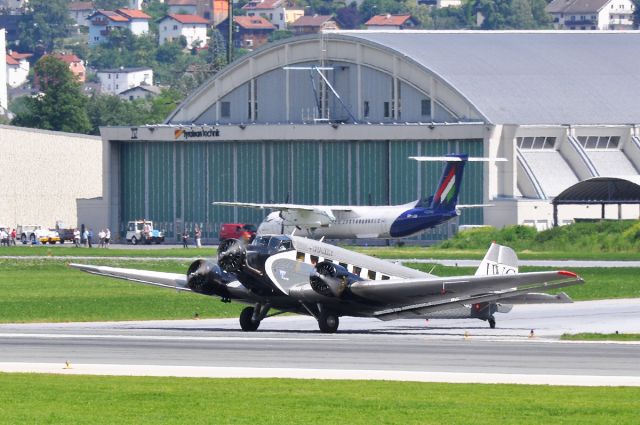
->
186;259;232;297
309;261;360;298
217;238;246;273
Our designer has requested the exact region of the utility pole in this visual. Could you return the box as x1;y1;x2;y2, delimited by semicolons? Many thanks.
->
227;0;234;64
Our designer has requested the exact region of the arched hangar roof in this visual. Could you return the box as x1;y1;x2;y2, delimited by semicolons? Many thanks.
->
553;177;640;205
168;31;640;126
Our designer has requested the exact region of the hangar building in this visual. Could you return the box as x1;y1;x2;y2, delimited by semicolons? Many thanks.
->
96;31;640;242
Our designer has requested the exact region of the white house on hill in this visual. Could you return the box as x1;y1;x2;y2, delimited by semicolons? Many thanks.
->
158;13;209;49
546;0;635;30
88;8;151;46
5;51;31;88
97;67;153;95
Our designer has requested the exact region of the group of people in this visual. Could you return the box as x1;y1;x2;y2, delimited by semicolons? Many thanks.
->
73;228;111;248
182;226;202;248
0;228;17;246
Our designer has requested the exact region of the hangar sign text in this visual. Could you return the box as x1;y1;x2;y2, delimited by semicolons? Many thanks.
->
174;126;221;140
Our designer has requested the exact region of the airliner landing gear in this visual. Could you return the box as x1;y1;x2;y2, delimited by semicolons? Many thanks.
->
318;311;339;333
488;316;496;329
239;307;260;331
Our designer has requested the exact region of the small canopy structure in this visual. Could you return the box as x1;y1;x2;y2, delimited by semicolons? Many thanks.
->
552;177;640;226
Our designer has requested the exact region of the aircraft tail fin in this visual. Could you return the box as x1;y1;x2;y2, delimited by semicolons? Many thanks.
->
475;242;519;276
412;154;468;211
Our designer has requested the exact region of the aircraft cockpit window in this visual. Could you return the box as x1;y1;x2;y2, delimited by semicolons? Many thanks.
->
253;236;271;247
268;236;293;252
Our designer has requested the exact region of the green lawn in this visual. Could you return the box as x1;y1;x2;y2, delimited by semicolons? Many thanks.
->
0;258;638;323
0;259;242;323
561;333;640;341
3;244;640;261
0;374;638;424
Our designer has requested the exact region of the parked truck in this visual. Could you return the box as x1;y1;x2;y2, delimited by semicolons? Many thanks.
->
125;220;165;244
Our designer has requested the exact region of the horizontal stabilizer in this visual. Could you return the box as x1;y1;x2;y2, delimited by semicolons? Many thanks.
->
499;292;573;304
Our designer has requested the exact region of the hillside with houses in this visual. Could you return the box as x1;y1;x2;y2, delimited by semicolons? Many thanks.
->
0;0;638;132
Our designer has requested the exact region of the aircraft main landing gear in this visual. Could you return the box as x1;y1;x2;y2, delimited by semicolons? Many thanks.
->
239;306;260;331
239;303;271;332
488;316;496;329
318;311;340;333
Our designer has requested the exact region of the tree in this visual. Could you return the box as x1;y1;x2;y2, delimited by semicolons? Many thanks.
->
12;56;91;134
633;0;640;28
509;0;534;29
336;5;362;29
359;0;410;22
207;29;228;72
17;0;73;55
86;94;147;135
93;0;129;9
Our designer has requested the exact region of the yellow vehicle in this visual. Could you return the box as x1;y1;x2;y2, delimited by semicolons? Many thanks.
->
17;224;61;244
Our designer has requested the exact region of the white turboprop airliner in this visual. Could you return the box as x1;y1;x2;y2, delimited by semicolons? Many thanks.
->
214;154;505;239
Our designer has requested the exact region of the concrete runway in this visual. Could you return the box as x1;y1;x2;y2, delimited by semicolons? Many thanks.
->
0;299;639;386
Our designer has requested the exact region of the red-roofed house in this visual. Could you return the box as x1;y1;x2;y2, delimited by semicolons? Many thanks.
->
364;14;417;30
51;53;86;83
88;9;150;46
6;51;32;88
33;53;86;90
158;14;210;48
289;15;339;35
242;0;283;29
68;2;95;29
168;0;229;25
217;16;276;50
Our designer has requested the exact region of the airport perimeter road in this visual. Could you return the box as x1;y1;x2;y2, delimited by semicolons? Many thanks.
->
0;299;638;385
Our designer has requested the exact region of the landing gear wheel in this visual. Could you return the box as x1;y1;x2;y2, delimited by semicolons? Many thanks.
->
318;311;339;333
488;317;496;329
239;306;260;332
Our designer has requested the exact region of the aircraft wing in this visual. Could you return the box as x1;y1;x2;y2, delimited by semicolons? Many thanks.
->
69;263;190;291
347;270;583;319
456;204;494;209
213;201;353;212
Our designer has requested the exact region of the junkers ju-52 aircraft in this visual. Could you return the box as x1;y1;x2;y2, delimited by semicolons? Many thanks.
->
70;235;584;333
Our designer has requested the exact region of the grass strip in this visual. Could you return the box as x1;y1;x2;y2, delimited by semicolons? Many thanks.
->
2;244;640;261
0;258;242;323
1;259;639;323
0;374;639;425
561;333;640;341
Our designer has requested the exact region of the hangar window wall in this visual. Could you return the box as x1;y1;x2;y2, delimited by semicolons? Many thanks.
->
516;136;556;150
196;63;454;126
576;136;620;150
117;138;484;242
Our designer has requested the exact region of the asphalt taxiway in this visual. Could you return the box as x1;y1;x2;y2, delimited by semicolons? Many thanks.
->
0;299;638;386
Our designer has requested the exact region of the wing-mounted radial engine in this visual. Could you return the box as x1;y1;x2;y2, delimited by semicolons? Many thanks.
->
309;261;363;298
217;238;247;273
186;259;236;297
218;235;295;296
